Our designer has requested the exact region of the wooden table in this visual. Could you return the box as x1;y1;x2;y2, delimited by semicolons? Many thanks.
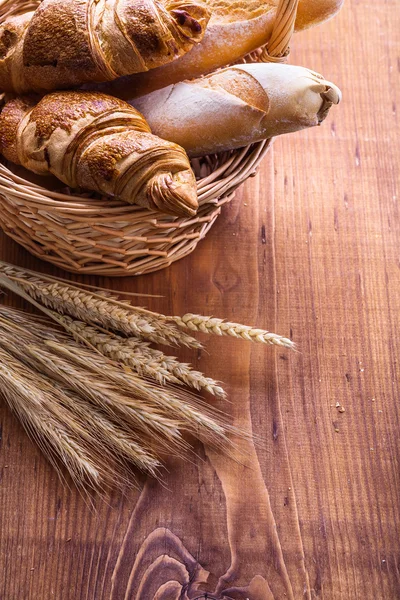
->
1;1;399;598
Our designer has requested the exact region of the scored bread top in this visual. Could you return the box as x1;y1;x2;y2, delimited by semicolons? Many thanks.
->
132;62;341;157
196;68;270;114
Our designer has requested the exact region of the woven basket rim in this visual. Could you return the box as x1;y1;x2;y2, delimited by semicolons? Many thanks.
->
0;141;270;214
0;141;272;275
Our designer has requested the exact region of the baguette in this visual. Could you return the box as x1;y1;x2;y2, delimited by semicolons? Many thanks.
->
0;0;210;93
95;0;344;100
132;63;341;157
0;91;198;216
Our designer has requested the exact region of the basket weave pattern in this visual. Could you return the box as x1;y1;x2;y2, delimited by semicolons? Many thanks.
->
0;0;298;276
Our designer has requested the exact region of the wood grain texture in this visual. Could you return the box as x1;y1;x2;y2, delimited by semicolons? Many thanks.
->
1;1;399;598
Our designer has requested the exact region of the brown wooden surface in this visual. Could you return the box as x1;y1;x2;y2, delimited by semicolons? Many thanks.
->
1;1;400;598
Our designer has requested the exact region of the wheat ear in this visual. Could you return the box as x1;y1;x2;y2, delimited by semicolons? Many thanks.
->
45;341;230;449
0;307;231;450
0;305;252;490
0;262;295;352
171;314;295;349
0;317;188;455
60;316;227;398
0;263;201;348
30;345;189;455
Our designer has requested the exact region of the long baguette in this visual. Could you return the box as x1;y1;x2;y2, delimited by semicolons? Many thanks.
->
0;0;210;93
0;91;198;216
132;63;341;157
95;0;344;100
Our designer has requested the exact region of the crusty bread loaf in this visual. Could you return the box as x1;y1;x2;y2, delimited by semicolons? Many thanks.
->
0;92;198;216
95;0;344;100
132;63;341;156
0;0;210;93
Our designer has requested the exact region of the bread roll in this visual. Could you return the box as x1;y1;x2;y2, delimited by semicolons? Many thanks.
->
95;0;344;100
0;91;198;216
0;0;210;93
131;63;341;156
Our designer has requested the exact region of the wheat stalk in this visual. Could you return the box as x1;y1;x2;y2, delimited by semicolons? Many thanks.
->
44;340;230;449
49;334;237;451
0;262;295;351
0;346;160;490
0;310;239;489
1;342;185;464
0;261;295;490
0;346;102;489
10;339;189;456
62;318;182;385
53;387;162;479
171;314;295;349
60;316;227;397
0;262;201;349
0;306;232;451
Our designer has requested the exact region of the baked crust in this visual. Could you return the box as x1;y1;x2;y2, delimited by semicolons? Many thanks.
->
0;91;198;216
0;0;210;93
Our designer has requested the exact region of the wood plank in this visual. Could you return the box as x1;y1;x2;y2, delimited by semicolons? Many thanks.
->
0;0;399;598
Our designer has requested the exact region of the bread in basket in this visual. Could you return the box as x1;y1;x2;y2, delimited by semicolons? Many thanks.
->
0;0;317;276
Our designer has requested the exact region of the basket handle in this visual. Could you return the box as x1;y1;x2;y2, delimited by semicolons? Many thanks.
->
260;0;300;62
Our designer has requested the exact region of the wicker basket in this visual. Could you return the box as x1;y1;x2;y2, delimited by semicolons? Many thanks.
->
0;0;298;276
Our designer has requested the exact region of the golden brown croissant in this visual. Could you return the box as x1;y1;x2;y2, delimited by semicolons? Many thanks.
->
0;0;210;93
0;91;198;216
132;63;342;156
95;0;344;100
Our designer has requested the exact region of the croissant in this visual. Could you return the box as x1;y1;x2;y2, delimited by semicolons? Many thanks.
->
0;91;198;216
95;0;344;100
0;0;210;93
132;63;341;156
